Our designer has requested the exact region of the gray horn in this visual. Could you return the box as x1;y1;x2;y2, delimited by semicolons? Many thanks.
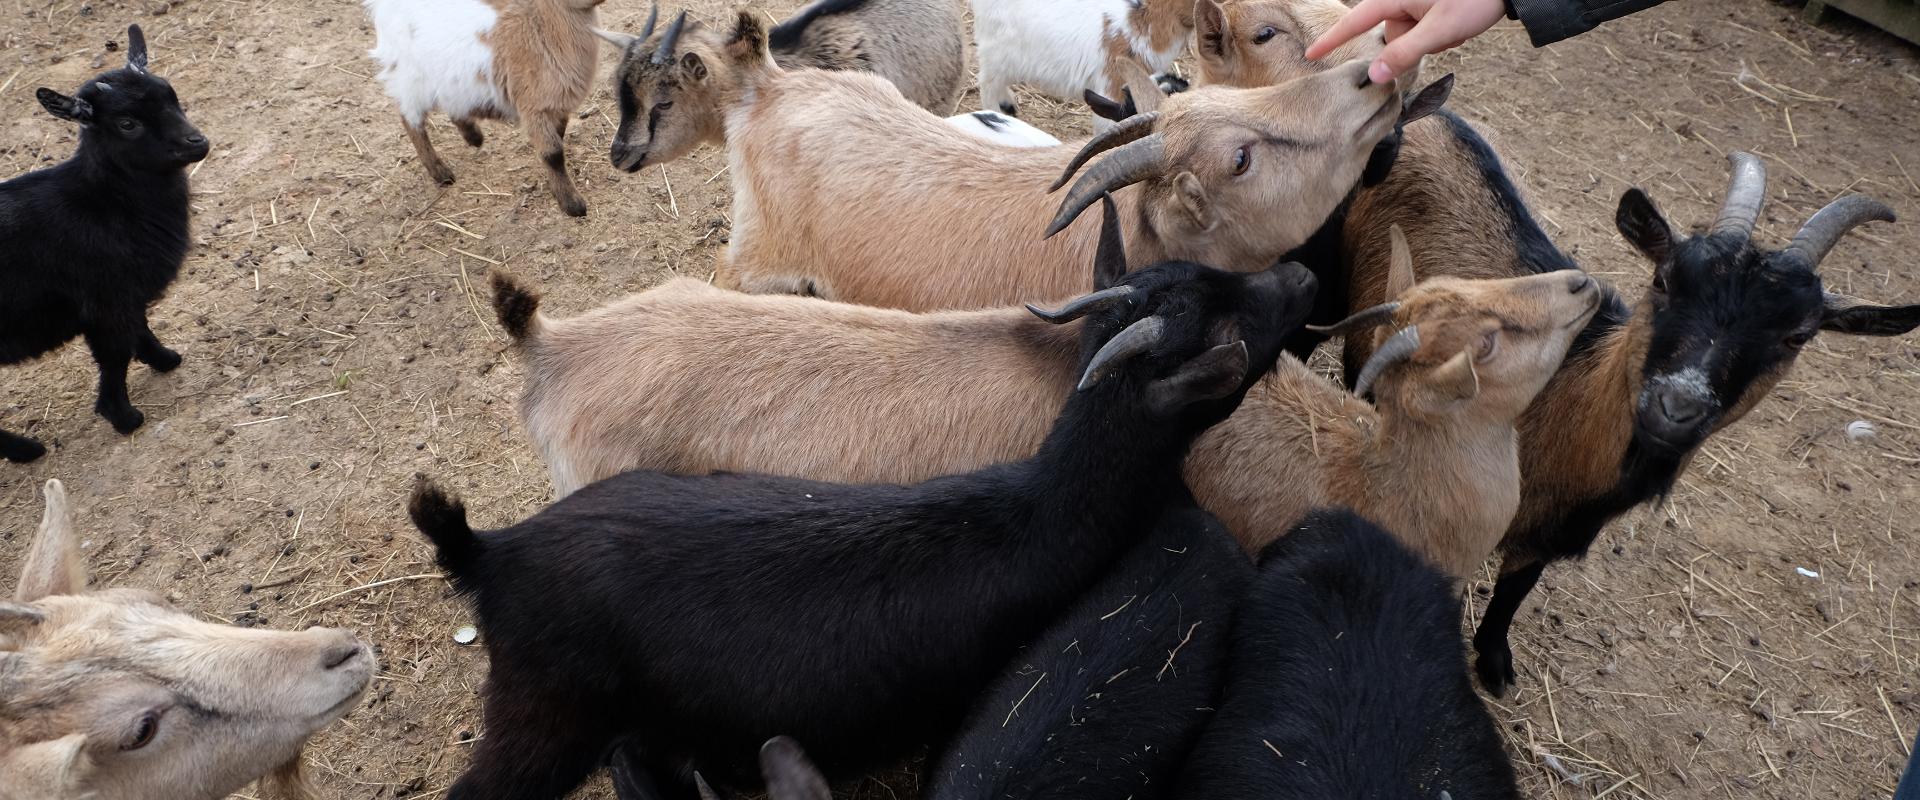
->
1077;316;1165;391
642;3;661;38
1352;325;1421;399
1710;151;1767;238
1027;285;1135;324
1045;135;1166;239
1049;112;1160;193
1306;302;1401;338
1783;194;1895;269
653;10;689;65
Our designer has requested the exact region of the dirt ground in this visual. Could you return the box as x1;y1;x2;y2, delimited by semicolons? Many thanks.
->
1;0;1917;797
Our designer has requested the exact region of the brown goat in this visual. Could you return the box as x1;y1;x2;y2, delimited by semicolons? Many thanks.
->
621;12;1396;311
491;218;1598;575
0;481;375;800
365;0;607;216
600;0;967;171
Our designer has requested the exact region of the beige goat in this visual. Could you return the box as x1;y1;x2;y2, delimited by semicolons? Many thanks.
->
0;481;374;800
609;11;1396;311
493;220;1597;575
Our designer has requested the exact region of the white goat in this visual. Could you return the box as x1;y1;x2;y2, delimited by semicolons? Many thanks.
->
972;0;1190;128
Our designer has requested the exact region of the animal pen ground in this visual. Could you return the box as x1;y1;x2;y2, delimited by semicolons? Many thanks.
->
0;0;1916;797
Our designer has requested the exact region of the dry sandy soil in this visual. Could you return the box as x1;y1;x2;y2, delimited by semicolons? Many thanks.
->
1;0;1917;797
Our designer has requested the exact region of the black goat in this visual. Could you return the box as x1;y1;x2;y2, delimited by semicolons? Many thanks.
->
0;24;208;462
1174;509;1520;800
925;499;1252;800
409;255;1313;800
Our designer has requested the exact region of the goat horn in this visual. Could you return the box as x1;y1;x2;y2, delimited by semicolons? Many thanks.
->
1710;151;1767;239
1352;325;1421;399
1027;285;1135;324
1306;302;1401;338
1077;315;1165;391
693;773;720;800
1782;194;1895;270
1048;112;1160;193
653;10;689;65
642;3;661;38
1045;135;1165;239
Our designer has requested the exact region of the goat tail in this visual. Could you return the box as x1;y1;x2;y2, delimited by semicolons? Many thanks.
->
489;271;544;344
408;475;481;579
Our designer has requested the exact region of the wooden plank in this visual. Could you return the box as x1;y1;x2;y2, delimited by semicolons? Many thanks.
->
1803;0;1920;46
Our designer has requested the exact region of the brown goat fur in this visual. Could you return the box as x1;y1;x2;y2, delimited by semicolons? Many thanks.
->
671;13;1397;310
493;230;1597;575
0;481;375;800
604;0;966;171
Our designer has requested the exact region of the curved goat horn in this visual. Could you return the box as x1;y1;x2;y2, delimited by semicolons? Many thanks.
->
1306;302;1401;338
1027;285;1135;324
652;10;689;65
1045;135;1165;239
641;3;661;38
1710;151;1767;238
1783;194;1895;270
1077;316;1165;391
1049;112;1160;193
1352;325;1421;399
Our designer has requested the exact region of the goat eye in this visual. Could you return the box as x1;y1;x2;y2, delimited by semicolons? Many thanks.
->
1476;330;1499;361
655;100;673;111
124;711;161;751
1231;146;1251;176
1784;331;1814;349
116;118;138;132
1253;26;1278;44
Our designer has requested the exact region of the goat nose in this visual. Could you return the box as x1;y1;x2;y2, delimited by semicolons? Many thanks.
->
1657;391;1707;425
1567;273;1593;294
321;642;362;670
185;133;206;145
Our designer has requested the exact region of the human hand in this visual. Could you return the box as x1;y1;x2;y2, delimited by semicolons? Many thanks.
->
1304;0;1508;85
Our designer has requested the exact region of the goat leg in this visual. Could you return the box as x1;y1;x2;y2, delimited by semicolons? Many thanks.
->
449;690;610;800
133;317;181;372
402;115;456;186
83;328;143;434
1471;559;1546;697
454;118;486;148
0;428;46;463
529;110;587;217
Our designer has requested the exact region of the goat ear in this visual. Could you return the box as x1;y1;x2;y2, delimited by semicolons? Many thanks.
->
0;603;49;639
126;25;149;73
1400;73;1454;125
1421;349;1480;407
0;734;93;793
1195;0;1231;63
36;89;92;124
726;11;770;66
1172;172;1218;232
16;480;86;603
1819;295;1920;336
681;51;709;82
594;28;638;50
1385;224;1417;299
1615;188;1675;270
1148;341;1250;414
759;738;831;800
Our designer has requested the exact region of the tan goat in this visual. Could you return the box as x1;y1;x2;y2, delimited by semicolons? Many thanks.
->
0;481;374;800
606;11;1397;311
493;215;1596;574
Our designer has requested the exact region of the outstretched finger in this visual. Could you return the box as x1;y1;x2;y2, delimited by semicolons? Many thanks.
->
1305;0;1405;61
1367;14;1454;83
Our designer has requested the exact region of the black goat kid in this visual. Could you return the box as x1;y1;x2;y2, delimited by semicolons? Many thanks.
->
410;256;1315;800
1;24;208;462
1176;509;1520;800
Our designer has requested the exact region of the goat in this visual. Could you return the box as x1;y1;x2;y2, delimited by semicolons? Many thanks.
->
970;0;1190;128
1173;508;1520;800
943;110;1062;148
599;0;966;170
609;12;1393;310
925;500;1251;800
0;480;374;800
1;25;207;462
415;251;1306;800
363;0;606;216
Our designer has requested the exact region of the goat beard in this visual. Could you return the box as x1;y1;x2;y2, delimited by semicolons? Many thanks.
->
258;753;318;800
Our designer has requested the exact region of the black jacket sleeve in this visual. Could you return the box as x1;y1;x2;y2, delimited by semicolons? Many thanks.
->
1507;0;1668;46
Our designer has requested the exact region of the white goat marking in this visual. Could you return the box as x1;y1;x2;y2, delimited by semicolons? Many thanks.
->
364;0;512;125
1638;365;1715;411
944;111;1062;148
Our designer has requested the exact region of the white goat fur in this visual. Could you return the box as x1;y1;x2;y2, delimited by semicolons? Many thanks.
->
364;0;510;125
943;111;1063;148
972;0;1189;122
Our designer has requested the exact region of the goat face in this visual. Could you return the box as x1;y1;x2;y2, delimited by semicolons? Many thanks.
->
1383;270;1603;423
1614;155;1918;455
0;481;373;800
608;13;747;172
1194;0;1397;89
35;26;208;172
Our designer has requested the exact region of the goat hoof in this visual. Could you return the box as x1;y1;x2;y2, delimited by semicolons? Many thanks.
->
100;405;145;435
559;197;588;217
429;166;456;186
143;347;183;372
1;438;46;463
1473;646;1516;697
459;129;485;148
